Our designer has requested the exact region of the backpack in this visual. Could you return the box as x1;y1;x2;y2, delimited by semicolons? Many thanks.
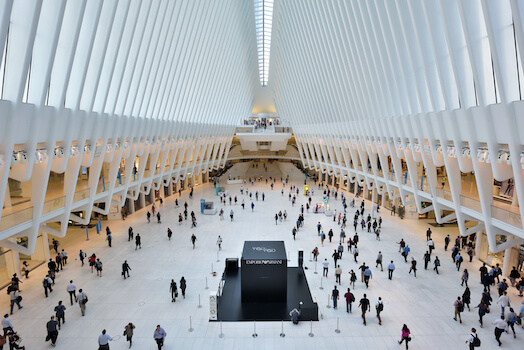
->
350;293;355;302
377;302;384;312
457;301;464;313
43;278;49;288
472;334;481;347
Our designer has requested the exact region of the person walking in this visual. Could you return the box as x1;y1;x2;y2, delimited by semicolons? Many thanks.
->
453;296;464;323
444;235;450;251
335;265;342;285
363;267;372;288
217;236;222;250
331;286;339;309
353;246;359;263
98;329;112;350
66;280;76;306
359;294;371;325
95;259;103;277
409;257;417;277
180;277;187;298
349;270;357;289
122;260;131;279
45;316;59;347
434;256;441;274
344;288;355;313
387;261;395;280
106;232;112;247
461;269;469;287
2;314;13;337
455;252;463;271
475;300;488;328
492;316;508;346
465;328;481;350
124;323;135;348
398;324;411;349
170;280;178;302
322;259;329;277
43;275;53;298
230;210;234;221
9;290;22;315
375;297;384;325
423;251;431;270
54;301;66;329
78;250;86;266
147;211;151;223
191;234;197;249
128;227;134;241
135;234;141;250
505;307;518;338
376;252;383;271
497;291;510;317
153;325;167;350
75;289;88;316
462;287;471;311
167;228;172;241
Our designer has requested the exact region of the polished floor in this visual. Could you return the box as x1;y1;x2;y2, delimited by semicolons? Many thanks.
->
1;162;523;349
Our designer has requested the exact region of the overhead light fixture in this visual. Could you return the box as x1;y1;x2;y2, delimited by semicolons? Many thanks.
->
477;148;488;163
461;147;470;158
434;144;442;154
35;148;48;163
84;144;92;154
54;146;64;159
446;146;456;158
497;150;509;164
70;145;79;158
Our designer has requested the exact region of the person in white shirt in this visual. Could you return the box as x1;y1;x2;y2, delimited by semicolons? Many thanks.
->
2;314;13;336
375;297;384;325
497;291;510;318
66;280;76;306
492;316;508;346
465;328;479;350
322;259;329;277
216;236;222;250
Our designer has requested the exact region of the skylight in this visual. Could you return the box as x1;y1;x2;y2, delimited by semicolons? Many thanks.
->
254;0;274;86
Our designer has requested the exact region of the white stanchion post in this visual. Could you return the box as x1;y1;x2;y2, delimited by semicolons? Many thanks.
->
309;252;312;262
319;276;324;290
314;262;318;274
205;277;209;290
326;294;331;308
252;320;258;338
219;321;224;338
335;317;340;333
198;294;202;308
188;316;194;332
217;251;219;262
308;320;314;337
280;320;285;338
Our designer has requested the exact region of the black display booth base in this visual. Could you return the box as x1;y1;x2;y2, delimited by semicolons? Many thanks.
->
216;267;318;321
216;241;318;322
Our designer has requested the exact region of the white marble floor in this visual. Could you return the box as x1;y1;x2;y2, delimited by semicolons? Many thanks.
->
2;163;523;350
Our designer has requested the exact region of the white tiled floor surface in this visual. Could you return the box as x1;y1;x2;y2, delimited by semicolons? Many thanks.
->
2;163;523;350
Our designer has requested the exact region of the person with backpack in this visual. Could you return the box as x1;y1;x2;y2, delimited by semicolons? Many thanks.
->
78;250;86;266
454;296;464;323
344;288;355;313
465;328;481;349
375;297;384;325
95;259;103;277
434;256;441;274
43;275;53;298
75;289;88;316
54;301;66;329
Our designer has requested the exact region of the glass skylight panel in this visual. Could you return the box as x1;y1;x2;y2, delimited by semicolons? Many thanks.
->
254;0;274;86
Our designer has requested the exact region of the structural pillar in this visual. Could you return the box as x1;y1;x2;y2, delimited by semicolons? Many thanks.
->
139;193;146;209
5;249;21;280
31;232;51;262
502;238;518;277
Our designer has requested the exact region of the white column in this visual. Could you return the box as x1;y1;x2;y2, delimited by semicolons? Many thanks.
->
5;249;21;279
31;232;51;262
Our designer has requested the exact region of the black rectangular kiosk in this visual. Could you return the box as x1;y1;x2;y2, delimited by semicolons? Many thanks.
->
241;241;287;302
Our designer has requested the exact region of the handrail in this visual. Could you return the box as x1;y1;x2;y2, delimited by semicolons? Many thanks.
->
0;207;33;232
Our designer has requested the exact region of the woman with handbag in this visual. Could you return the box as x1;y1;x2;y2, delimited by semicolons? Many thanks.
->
398;324;411;349
124;323;135;348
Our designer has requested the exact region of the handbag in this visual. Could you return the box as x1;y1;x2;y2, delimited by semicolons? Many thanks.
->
16;296;22;303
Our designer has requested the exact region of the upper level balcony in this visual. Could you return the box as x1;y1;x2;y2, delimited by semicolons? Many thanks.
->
235;115;292;151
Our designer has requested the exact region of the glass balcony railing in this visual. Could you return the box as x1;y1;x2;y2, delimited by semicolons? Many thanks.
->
42;196;65;215
0;207;33;232
96;182;110;194
73;188;90;202
491;205;522;229
435;187;454;202
460;195;482;212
